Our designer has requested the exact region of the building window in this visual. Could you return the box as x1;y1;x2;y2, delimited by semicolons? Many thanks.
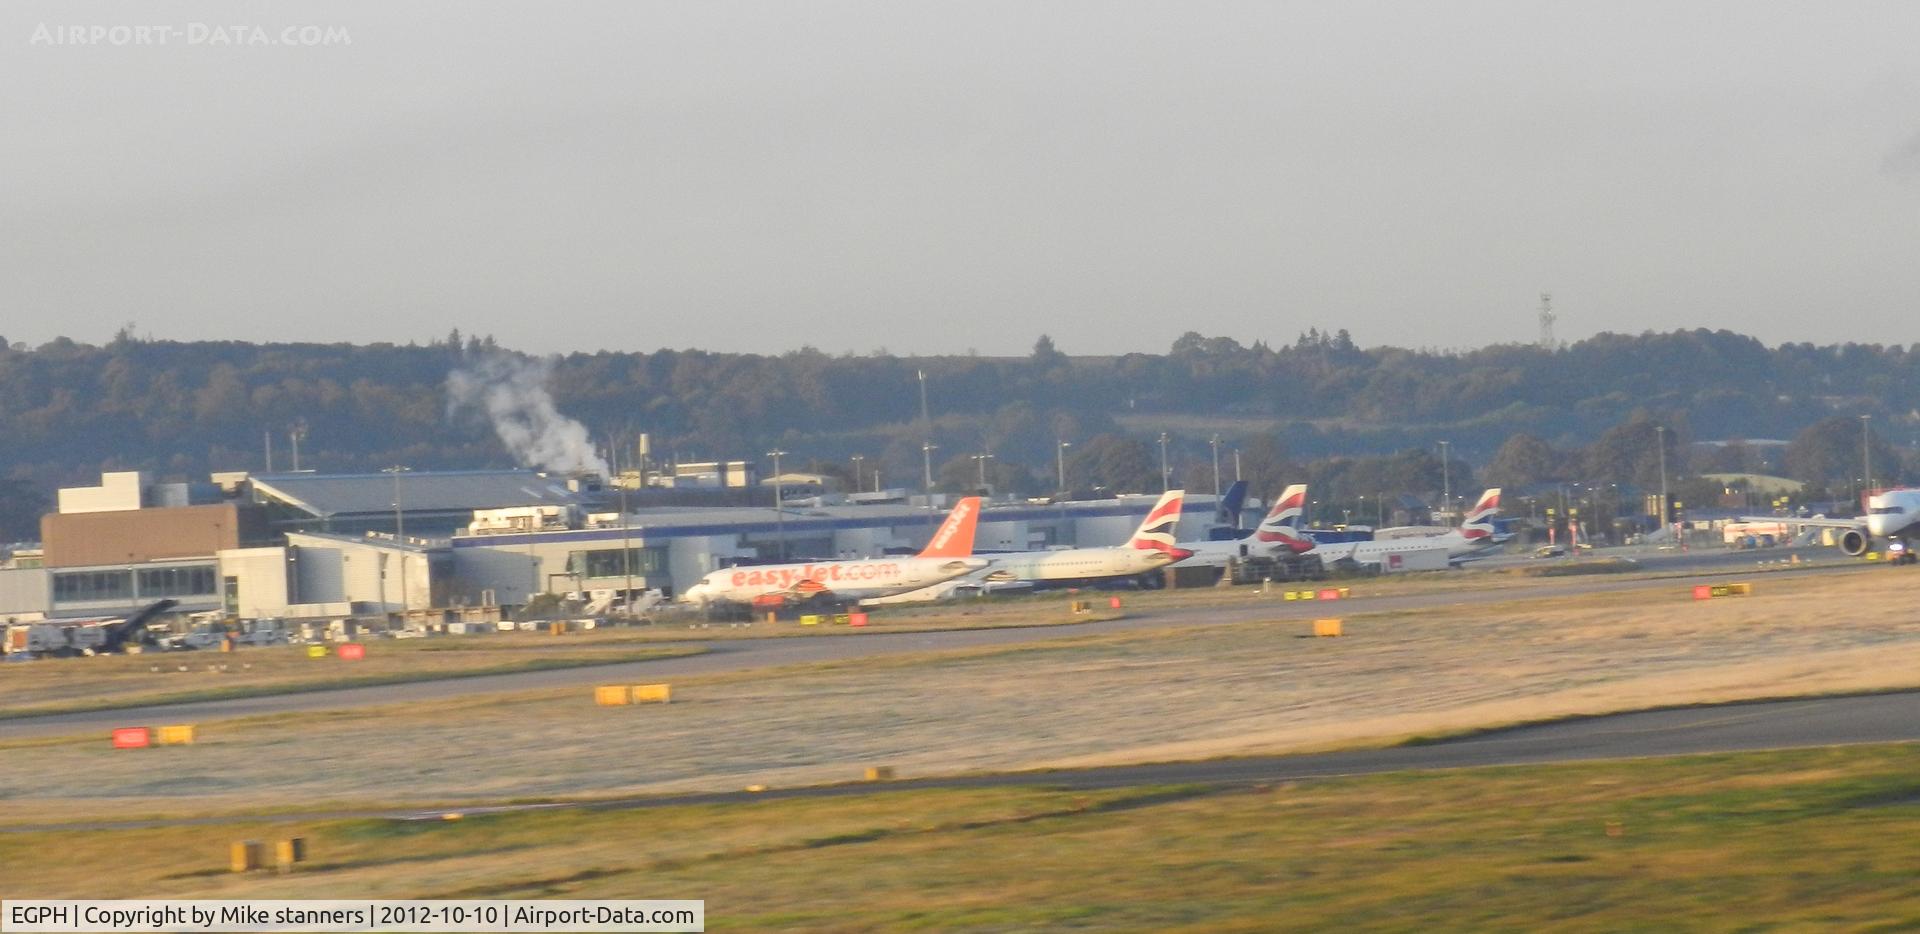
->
566;547;664;579
136;566;218;598
53;570;132;602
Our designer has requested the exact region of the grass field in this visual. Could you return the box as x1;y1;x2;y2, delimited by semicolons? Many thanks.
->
0;637;704;718
7;743;1920;930
8;570;1919;820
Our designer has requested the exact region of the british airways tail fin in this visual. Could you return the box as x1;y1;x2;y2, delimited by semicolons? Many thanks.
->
1252;483;1314;554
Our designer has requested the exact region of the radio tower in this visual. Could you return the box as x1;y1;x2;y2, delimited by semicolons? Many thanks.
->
1537;292;1556;348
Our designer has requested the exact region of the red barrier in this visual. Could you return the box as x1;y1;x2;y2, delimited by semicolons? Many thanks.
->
112;727;151;749
336;643;366;661
848;613;869;628
1318;589;1340;601
1692;585;1713;601
1109;596;1122;610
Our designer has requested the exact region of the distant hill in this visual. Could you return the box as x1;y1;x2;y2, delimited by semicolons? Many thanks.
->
0;327;1911;538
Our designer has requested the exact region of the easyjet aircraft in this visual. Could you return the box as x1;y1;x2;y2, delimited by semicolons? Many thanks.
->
678;496;989;606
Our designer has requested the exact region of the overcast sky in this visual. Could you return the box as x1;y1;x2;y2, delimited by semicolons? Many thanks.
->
4;1;1918;357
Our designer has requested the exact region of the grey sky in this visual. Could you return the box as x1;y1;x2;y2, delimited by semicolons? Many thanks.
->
4;1;1917;356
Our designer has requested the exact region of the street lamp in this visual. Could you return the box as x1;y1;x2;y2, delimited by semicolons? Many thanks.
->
1056;440;1072;494
1158;433;1170;492
972;452;994;491
767;449;787;560
1438;440;1452;521
1209;434;1222;498
1655;426;1669;529
918;370;935;525
1233;449;1242;482
382;465;411;615
1861;414;1872;495
921;442;939;524
851;454;864;495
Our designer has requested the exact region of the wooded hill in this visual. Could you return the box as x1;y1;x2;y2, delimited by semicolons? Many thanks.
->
0;327;1912;538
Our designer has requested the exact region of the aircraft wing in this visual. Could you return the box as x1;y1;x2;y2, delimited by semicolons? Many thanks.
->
1737;515;1862;530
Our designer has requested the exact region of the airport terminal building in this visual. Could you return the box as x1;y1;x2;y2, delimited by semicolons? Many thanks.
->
0;469;1227;625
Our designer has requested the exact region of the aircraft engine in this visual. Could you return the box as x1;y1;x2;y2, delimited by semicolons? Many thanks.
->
1839;528;1870;556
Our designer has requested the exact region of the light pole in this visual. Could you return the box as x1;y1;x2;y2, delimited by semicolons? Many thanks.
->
767;449;787;561
1233;449;1242;482
921;442;938;523
1861;414;1872;496
1159;433;1170;492
972;452;994;491
1438;440;1452;522
383;465;410;614
1056;440;1071;493
1655;426;1669;529
1357;494;1367;529
617;443;632;615
918;370;935;525
851;454;864;495
1209;434;1222;498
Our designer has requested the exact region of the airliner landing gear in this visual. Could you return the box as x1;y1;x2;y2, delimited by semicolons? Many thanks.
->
1890;539;1917;566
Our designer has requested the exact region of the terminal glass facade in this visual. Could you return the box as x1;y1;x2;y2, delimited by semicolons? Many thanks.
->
566;546;666;580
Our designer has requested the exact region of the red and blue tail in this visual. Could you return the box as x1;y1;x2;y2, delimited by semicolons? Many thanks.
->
1253;484;1313;554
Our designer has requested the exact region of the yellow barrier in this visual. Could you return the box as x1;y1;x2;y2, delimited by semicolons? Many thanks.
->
550;621;567;636
833;614;851;625
594;685;630;706
306;645;327;659
864;766;896;781
1283;591;1298;601
1726;582;1752;596
1339;588;1351;598
800;614;822;626
1313;618;1343;638
275;838;307;873
231;840;265;873
1868;552;1883;561
631;683;672;704
157;724;196;746
1301;591;1317;600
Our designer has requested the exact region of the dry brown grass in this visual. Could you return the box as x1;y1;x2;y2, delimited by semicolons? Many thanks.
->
0;637;700;717
2;569;1914;820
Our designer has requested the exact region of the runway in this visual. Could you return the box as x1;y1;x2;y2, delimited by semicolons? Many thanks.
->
0;561;1867;740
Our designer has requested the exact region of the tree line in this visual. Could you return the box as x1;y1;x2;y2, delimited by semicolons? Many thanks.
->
0;326;1913;539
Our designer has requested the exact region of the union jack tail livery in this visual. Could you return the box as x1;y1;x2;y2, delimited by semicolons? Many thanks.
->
1127;490;1192;561
917;496;982;558
1460;488;1501;540
1253;483;1314;553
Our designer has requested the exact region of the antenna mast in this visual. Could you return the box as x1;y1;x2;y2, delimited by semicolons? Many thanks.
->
1538;292;1556;348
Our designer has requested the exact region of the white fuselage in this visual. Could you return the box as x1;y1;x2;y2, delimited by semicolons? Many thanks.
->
1172;536;1290;568
1866;489;1920;539
1307;533;1474;567
985;546;1176;583
681;556;989;605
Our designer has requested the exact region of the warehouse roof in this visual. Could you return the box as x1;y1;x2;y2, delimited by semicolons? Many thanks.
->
250;470;580;519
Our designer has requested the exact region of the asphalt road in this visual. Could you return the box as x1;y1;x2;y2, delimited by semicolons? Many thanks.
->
0;560;1867;740
10;688;1918;832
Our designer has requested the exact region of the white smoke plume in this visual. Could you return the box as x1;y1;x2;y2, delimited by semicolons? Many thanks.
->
446;354;610;478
